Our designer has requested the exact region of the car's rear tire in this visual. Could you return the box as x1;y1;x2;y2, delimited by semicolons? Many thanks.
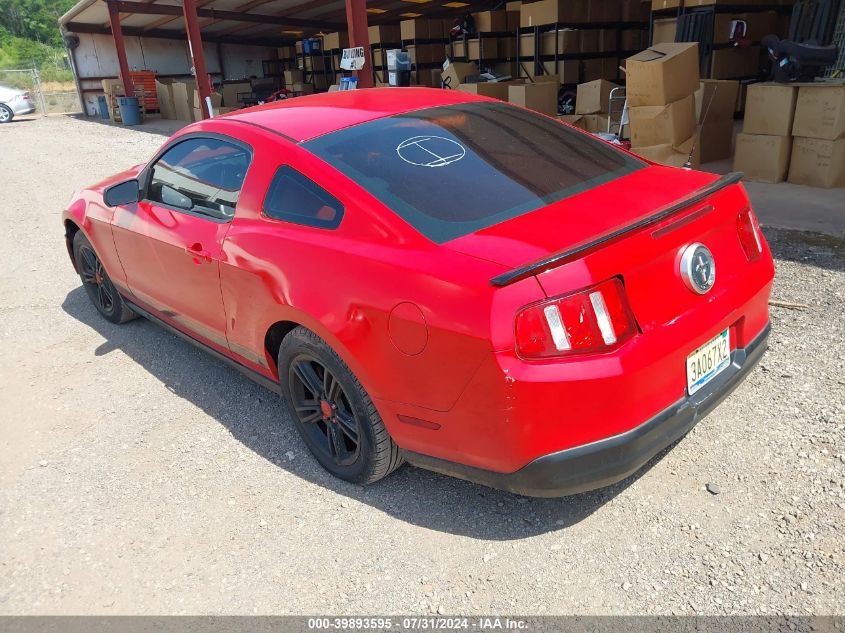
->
0;105;13;124
278;326;403;485
72;231;137;324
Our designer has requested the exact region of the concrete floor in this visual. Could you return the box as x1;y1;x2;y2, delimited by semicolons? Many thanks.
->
75;114;845;237
704;158;845;238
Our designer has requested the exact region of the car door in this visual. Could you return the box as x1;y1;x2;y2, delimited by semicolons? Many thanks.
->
111;134;252;352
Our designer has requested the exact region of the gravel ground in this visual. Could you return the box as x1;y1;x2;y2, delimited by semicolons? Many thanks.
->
0;116;843;616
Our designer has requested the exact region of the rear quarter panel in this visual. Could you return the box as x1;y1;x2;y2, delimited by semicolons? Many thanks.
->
219;138;536;414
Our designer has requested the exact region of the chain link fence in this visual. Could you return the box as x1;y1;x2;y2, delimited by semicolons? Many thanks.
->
0;67;82;116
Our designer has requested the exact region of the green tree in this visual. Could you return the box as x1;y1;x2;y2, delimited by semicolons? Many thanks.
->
0;0;77;47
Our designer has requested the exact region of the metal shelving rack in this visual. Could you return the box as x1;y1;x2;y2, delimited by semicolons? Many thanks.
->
400;36;449;86
370;42;402;84
649;2;794;79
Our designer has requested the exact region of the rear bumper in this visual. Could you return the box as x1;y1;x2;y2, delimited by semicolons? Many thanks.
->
13;103;35;116
405;322;769;497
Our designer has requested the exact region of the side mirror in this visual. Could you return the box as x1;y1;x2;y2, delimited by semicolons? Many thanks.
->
103;179;140;207
160;184;192;211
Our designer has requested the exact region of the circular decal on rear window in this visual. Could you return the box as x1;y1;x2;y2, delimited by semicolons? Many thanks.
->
396;135;466;168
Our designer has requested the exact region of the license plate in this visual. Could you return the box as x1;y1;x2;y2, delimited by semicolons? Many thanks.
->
686;329;731;395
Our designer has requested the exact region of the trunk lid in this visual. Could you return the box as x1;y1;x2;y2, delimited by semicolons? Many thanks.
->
445;165;754;331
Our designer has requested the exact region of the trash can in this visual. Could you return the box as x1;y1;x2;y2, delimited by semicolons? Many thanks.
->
117;96;142;126
97;95;110;120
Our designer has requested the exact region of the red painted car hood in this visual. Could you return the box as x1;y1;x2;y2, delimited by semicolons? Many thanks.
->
89;164;145;193
444;165;717;268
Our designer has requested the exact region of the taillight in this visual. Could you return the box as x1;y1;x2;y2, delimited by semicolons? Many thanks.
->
515;278;637;359
737;207;763;261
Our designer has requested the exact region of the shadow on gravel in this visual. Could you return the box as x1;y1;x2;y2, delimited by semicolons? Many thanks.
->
764;228;845;273
63;286;666;540
68;113;187;138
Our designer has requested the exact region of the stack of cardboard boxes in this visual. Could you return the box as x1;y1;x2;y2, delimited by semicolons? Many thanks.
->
694;79;739;163
788;84;845;188
155;78;239;122
626;42;701;168
733;83;797;183
560;79;620;132
442;59;562;117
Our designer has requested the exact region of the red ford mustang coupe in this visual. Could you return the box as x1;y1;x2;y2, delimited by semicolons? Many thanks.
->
63;88;774;496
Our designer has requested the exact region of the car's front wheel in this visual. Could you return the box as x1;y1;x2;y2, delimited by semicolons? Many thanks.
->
73;231;137;324
279;326;403;485
0;104;14;124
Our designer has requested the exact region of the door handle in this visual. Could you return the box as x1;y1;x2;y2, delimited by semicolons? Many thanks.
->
185;243;212;263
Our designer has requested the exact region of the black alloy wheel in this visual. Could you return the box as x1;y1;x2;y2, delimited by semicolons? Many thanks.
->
72;231;136;324
278;326;403;485
78;244;116;315
289;354;361;467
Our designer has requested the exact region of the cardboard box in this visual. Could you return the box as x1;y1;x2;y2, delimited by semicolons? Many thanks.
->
626;43;700;107
733;133;791;183
466;38;498;60
622;0;651;22
652;0;682;9
582;113;610;132
791;84;845;141
192;91;222;110
282;70;303;85
291;82;315;95
576;79;620;114
742;83;797;136
369;24;401;44
407;44;442;64
507;10;520;30
473;10;508;32
441;60;479;89
523;60;579;84
634;133;701;169
587;0;620;22
710;46;761;79
221;81;251;107
400;18;429;40
322;31;348;50
558;114;588;129
652;18;677;44
541;30;581;55
457;81;522;100
498;36;518;58
508;79;560;116
582;58;604;82
155;79;175;120
597;29;616;53
713;11;778;44
788;137;845;188
276;45;295;59
629;94;697;146
171;81;196;122
520;0;588;27
698;118;734;162
695;79;739;122
578;29;599;53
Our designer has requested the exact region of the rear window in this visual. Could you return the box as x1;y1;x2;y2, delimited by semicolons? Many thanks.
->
304;101;644;243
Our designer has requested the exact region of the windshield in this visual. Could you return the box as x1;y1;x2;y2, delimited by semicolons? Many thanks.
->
304;101;645;243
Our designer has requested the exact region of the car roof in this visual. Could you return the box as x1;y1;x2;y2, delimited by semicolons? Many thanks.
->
223;87;487;143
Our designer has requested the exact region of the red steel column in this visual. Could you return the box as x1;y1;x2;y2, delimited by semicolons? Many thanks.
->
344;0;373;88
107;1;134;97
183;0;212;118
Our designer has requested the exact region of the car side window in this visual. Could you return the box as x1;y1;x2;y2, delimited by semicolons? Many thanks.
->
263;166;343;229
146;137;251;221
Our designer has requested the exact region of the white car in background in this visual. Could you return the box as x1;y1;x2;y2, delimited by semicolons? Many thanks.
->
0;85;36;123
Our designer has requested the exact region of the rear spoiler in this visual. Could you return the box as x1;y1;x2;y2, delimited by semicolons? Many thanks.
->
489;171;745;287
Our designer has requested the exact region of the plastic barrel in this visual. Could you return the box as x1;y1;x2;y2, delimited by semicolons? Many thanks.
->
97;95;110;119
117;96;142;126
